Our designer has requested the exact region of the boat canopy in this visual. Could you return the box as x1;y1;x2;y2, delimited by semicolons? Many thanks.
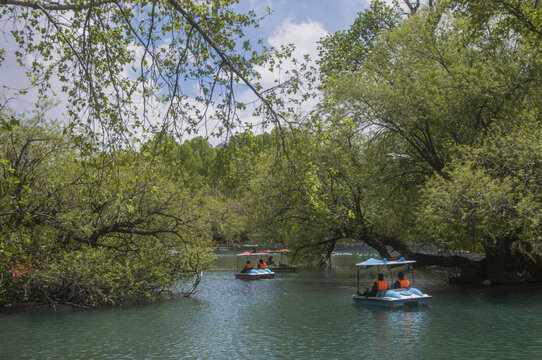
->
237;249;292;256
356;257;416;268
237;251;260;256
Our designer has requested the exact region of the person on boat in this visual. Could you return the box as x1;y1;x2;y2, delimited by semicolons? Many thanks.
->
257;259;267;269
241;261;253;273
265;256;275;266
393;271;410;289
367;273;389;297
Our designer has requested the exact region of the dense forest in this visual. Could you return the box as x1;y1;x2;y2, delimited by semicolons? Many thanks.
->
1;0;541;307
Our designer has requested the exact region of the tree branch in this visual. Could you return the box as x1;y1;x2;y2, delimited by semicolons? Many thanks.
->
0;0;115;11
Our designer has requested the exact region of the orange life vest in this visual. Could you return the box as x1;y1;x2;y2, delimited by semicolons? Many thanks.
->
398;279;410;288
246;263;253;269
258;263;267;269
375;280;389;291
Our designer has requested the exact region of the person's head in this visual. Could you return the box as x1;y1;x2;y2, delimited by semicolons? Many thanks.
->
378;273;384;281
269;256;273;260
398;271;404;280
259;259;263;263
247;260;251;264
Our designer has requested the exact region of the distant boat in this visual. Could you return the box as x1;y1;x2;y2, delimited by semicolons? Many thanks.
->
234;251;275;280
260;249;297;273
352;257;431;308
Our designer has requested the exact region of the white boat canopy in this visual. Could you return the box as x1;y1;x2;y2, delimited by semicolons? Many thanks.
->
356;257;416;268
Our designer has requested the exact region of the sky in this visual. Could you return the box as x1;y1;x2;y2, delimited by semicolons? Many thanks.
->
231;0;374;136
242;0;371;82
246;0;371;38
0;0;373;139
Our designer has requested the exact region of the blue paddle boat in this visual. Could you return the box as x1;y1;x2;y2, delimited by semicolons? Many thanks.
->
352;257;431;308
234;251;275;280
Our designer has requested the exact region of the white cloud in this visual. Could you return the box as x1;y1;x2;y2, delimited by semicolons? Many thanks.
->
269;18;327;55
234;19;328;134
256;18;327;89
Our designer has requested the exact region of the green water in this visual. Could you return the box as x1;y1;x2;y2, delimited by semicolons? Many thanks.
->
2;252;542;359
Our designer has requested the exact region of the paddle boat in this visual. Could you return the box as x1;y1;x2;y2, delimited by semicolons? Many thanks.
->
234;251;275;280
352;257;431;308
261;249;297;273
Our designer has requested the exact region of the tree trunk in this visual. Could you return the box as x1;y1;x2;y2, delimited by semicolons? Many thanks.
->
362;233;542;285
183;270;204;297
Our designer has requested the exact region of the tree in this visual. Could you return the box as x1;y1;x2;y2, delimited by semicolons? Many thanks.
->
0;112;216;307
317;0;400;77
254;0;542;280
246;116;423;264
417;122;542;283
453;0;542;47
323;5;538;173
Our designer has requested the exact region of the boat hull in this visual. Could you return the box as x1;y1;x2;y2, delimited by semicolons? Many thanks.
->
234;271;275;280
352;288;431;308
352;296;405;308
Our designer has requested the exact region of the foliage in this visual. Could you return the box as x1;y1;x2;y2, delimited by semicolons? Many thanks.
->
0;0;290;145
452;0;542;47
417;122;542;254
140;130;275;247
317;0;400;77
216;131;274;194
2;0;542;299
247;0;542;276
313;1;540;241
0;113;216;307
245;117;422;260
324;7;539;173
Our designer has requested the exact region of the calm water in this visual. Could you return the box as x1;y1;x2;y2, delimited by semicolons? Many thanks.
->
2;252;542;359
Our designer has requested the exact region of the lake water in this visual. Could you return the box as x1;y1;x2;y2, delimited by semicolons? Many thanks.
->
2;252;542;359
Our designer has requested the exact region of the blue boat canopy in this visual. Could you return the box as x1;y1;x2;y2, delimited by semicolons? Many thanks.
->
356;257;416;268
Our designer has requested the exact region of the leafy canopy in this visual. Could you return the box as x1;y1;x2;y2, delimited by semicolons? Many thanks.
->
0;0;291;145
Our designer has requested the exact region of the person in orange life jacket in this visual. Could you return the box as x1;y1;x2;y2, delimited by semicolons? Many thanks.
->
393;271;410;289
241;261;253;273
257;259;267;269
265;256;275;266
366;273;389;297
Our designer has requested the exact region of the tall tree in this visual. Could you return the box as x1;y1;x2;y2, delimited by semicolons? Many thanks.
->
253;0;542;282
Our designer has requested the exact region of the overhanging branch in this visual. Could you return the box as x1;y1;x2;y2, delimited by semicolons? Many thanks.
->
0;0;115;11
